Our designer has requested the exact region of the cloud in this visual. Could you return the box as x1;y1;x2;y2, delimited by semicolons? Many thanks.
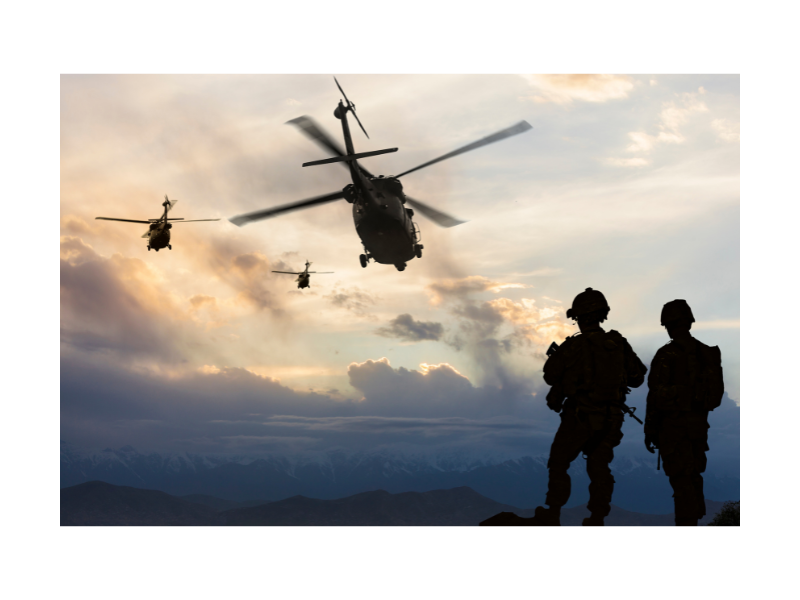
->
426;276;528;305
60;237;187;360
711;118;740;143
324;285;378;316
201;239;287;317
261;415;544;447
59;75;738;463
425;276;575;390
189;294;217;311
693;319;740;330
61;347;739;460
61;215;100;237
521;74;634;104
62;352;556;454
606;157;650;168
375;314;444;342
511;268;562;278
625;92;709;154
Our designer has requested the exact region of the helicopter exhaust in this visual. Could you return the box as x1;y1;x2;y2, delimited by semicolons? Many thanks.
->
302;147;398;168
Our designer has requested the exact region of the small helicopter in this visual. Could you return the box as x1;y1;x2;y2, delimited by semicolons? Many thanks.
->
96;195;220;251
230;77;532;271
272;260;333;289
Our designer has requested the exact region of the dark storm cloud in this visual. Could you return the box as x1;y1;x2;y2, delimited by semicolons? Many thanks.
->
375;314;444;342
61;350;554;454
61;352;739;468
60;237;182;360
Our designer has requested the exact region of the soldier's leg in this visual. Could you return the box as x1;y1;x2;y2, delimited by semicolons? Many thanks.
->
585;421;624;524
545;413;587;508
662;440;699;526
689;414;710;520
691;439;709;519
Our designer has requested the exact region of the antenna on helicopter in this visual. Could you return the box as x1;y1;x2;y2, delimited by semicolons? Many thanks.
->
334;76;369;139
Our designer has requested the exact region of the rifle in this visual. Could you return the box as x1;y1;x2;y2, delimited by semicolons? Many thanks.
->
620;386;644;424
621;401;644;425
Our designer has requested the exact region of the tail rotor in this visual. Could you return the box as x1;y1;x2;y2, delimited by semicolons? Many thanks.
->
334;76;369;139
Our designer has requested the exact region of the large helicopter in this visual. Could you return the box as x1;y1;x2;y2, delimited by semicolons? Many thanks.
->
96;195;220;251
230;77;532;271
272;260;333;289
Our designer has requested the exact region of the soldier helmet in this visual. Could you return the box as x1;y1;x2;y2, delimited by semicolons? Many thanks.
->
660;299;695;326
566;288;610;319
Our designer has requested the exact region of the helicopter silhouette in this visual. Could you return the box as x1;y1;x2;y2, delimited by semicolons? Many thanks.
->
230;77;532;271
96;195;220;251
272;260;333;289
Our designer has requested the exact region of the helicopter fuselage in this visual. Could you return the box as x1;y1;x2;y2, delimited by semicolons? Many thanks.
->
336;103;419;268
348;174;417;265
148;223;171;250
296;272;310;288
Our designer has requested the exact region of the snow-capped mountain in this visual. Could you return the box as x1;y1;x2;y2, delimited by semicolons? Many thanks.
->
60;442;738;513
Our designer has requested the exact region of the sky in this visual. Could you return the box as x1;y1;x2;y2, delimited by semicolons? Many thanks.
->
60;74;740;457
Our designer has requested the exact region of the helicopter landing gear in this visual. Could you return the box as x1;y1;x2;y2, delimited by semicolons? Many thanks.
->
359;254;369;268
147;246;151;251
168;245;172;250
395;262;406;272
414;244;423;259
155;248;159;252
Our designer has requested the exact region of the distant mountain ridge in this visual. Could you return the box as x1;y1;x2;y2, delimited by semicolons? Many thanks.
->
61;481;728;526
61;442;739;514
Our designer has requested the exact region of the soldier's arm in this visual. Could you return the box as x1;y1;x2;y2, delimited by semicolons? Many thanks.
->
542;339;569;386
542;339;571;412
623;340;648;389
644;348;667;438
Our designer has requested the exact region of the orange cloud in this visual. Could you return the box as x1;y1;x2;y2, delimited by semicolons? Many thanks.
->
426;276;528;305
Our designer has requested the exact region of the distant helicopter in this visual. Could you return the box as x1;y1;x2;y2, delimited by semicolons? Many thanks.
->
96;195;220;251
272;260;333;289
230;77;532;271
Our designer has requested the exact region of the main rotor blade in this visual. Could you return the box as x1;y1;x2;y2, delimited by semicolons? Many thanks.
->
287;116;374;177
309;272;334;274
350;110;369;139
395;121;533;179
287;116;346;158
229;190;345;226
96;217;151;224
406;196;466;228
272;271;302;275
172;219;221;223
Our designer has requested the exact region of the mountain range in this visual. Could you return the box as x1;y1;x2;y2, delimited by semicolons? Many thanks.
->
61;443;739;514
61;481;728;526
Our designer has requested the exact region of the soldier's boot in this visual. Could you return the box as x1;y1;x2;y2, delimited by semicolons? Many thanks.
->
675;516;698;526
671;473;700;526
582;514;605;526
530;505;561;526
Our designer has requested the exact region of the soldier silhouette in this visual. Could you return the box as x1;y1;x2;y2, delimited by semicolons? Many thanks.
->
531;288;647;526
644;300;724;526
